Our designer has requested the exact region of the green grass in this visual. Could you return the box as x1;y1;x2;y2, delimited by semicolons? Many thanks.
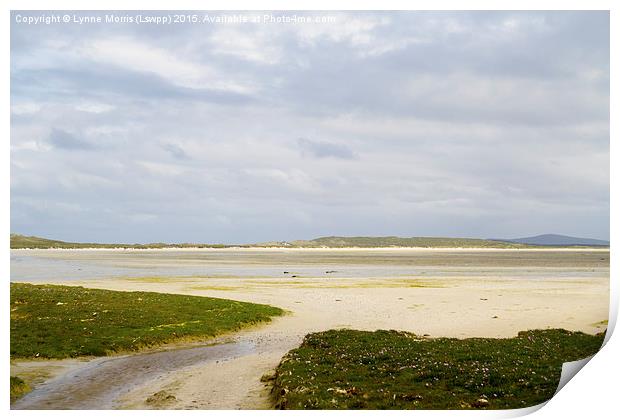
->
10;283;284;359
10;376;31;402
271;328;604;410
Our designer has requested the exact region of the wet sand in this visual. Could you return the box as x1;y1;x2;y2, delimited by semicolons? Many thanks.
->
10;248;609;409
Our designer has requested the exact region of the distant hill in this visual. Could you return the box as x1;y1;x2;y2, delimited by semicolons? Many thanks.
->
9;234;231;249
11;233;608;250
284;236;523;248
10;234;85;249
12;234;521;249
506;234;609;247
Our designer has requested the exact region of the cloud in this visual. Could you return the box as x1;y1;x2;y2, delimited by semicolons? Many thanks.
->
295;14;388;47
161;143;189;160
79;36;255;94
11;102;41;115
75;102;115;114
296;138;356;160
208;27;282;65
47;128;94;150
10;11;610;243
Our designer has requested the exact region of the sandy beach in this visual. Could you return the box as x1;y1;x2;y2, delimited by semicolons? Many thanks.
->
10;247;609;409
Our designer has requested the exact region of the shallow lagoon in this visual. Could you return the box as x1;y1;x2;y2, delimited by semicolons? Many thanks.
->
10;247;609;283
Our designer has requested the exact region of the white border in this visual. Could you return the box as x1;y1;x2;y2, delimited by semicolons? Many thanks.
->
2;1;616;420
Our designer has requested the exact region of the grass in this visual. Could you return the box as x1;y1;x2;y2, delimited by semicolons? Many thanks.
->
271;328;604;410
10;234;232;249
10;283;284;359
10;376;31;402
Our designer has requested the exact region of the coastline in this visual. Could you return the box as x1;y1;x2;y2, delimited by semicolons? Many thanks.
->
10;246;610;252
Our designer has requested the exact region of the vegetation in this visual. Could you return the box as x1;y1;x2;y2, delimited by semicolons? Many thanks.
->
12;233;526;249
10;283;283;359
287;236;525;248
13;233;608;250
13;233;607;249
10;376;31;402
271;328;604;410
10;234;232;249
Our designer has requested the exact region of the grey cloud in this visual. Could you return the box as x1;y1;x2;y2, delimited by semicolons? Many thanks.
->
297;138;355;159
162;143;189;160
10;11;609;243
12;66;254;106
47;128;94;150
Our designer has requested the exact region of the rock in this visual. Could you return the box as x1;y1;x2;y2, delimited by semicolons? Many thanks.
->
472;398;489;408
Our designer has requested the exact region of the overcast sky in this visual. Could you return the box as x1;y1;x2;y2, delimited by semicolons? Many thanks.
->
10;11;609;243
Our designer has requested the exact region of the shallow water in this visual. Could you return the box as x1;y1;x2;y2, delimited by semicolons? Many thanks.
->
11;340;255;409
10;248;609;283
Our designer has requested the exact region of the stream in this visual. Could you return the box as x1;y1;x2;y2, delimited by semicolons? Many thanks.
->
11;340;255;409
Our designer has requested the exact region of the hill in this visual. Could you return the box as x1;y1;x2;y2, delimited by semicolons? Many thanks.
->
11;233;608;250
288;236;522;248
9;234;230;249
506;234;609;246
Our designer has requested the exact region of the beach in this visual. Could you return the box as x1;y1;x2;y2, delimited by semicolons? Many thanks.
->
10;247;609;409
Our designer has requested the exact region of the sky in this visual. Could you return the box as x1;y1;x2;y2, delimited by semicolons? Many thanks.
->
10;11;610;243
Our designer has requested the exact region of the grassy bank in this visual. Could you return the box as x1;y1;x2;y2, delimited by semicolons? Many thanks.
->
271;329;604;410
10;376;31;402
10;283;283;358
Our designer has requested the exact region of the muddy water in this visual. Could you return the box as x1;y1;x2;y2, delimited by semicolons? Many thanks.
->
12;341;254;409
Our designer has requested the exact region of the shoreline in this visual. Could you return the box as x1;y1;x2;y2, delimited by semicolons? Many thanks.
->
10;246;610;252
